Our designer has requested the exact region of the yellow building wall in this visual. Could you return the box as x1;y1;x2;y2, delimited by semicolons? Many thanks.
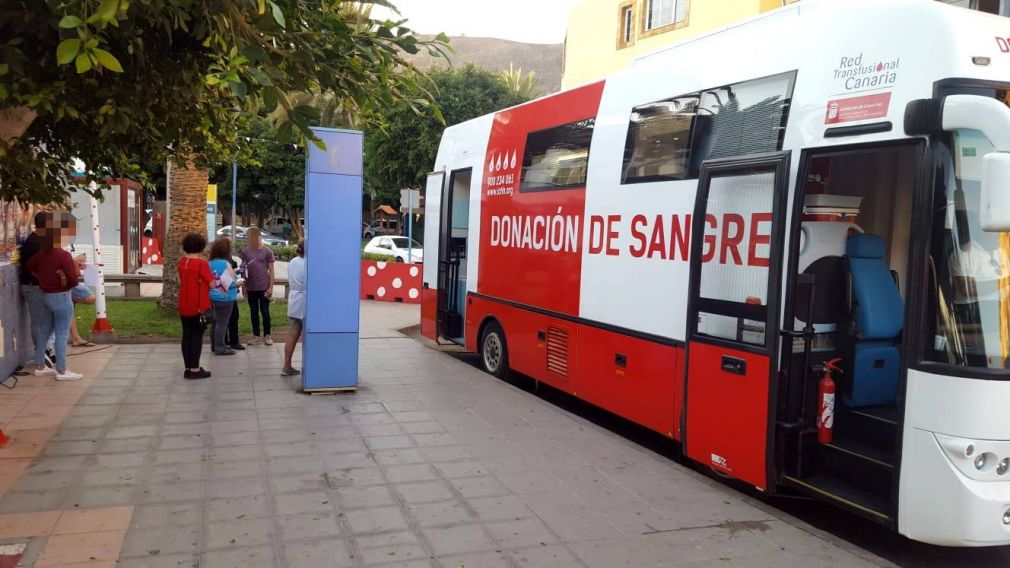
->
562;0;795;89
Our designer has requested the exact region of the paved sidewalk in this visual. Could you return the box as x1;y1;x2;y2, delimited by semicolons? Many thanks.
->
0;302;888;567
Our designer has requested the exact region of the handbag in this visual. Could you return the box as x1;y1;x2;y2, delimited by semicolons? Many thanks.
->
198;310;214;330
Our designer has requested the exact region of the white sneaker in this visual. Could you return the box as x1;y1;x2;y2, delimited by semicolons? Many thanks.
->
249;337;261;345
34;366;56;376
264;335;273;346
55;370;83;381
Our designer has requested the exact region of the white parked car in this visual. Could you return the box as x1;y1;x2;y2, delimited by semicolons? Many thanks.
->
363;236;423;263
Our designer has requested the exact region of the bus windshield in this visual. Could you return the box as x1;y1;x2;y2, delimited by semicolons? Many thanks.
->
926;124;1010;372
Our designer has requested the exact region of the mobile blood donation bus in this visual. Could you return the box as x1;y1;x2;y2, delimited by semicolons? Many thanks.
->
420;0;1010;545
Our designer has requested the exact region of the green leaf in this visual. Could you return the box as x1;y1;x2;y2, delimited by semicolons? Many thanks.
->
56;39;81;64
75;53;92;73
97;0;120;21
0;63;8;76
59;15;83;28
268;1;285;28
94;49;123;72
258;0;266;14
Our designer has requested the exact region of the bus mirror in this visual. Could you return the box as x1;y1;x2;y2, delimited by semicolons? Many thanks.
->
981;153;1010;232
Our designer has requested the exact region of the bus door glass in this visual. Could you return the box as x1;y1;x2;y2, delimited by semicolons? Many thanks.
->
435;168;472;342
684;153;790;490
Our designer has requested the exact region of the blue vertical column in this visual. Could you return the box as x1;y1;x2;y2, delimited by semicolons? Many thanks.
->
302;127;363;392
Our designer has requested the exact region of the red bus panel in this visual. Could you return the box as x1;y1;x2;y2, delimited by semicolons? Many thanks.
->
685;341;769;489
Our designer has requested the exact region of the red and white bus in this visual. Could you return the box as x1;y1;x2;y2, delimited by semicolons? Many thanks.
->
421;0;1010;546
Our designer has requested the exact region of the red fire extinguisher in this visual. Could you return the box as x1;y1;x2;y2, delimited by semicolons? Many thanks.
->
818;358;842;444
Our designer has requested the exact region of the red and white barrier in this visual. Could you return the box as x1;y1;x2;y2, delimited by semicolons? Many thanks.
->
360;260;422;304
142;237;163;265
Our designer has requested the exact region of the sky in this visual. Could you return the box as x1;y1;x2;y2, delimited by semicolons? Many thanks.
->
373;0;579;44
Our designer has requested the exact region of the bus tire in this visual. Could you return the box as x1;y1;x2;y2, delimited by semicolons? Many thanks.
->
480;321;510;379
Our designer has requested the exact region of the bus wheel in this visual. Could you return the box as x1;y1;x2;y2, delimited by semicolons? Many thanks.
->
480;321;509;379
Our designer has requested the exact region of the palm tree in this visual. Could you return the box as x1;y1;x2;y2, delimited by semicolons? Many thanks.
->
500;64;541;99
158;158;210;310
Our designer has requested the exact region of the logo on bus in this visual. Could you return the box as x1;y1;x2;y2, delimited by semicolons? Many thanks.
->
833;53;899;92
486;149;519;197
997;37;1010;52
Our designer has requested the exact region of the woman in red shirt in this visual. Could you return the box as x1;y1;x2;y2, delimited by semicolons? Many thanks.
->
25;212;82;380
178;233;215;379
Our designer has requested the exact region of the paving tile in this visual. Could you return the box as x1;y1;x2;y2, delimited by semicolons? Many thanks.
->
209;444;260;462
37;529;126;566
209;459;261;480
207;495;271;521
0;511;60;538
337;485;396;509
344;506;411;535
422;524;496;556
131;502;202;528
277;511;343;542
509;544;584;567
207;476;268;498
283;539;355;568
120;525;203;553
365;435;415;450
202;545;278;568
53;506;133;534
467;495;535;522
273;490;333;515
0;490;67;513
67;484;139;508
438;550;513;568
405;499;474;528
147;463;206;484
99;437;155;454
486;517;558;549
206;516;274;549
450;476;511;499
140;481;204;504
384;464;439;484
394;480;456;504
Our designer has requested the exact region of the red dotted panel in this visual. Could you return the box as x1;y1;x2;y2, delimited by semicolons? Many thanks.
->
360;260;422;304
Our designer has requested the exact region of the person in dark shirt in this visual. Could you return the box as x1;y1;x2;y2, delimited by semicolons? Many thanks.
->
17;212;47;367
25;212;83;380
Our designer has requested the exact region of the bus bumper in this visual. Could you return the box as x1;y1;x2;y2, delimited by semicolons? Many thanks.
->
899;427;1010;546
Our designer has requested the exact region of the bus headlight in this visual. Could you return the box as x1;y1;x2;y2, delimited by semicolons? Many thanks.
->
999;458;1009;476
976;454;988;470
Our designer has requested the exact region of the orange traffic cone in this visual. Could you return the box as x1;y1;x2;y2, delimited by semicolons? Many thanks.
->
0;429;13;448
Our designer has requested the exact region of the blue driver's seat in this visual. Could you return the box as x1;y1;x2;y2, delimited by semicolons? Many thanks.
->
843;234;903;407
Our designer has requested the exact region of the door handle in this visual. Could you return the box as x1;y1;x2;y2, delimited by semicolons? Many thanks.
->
721;356;747;375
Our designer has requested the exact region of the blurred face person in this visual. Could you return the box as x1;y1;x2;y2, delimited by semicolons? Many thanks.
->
247;227;262;249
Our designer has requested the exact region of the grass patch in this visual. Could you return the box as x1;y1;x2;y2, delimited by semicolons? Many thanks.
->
75;299;289;339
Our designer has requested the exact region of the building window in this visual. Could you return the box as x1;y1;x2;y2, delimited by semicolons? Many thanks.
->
521;119;595;192
645;0;688;32
621;72;795;184
618;4;635;49
938;0;1001;13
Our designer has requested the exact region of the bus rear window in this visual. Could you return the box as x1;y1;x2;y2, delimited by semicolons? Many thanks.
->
622;71;795;184
521;119;595;192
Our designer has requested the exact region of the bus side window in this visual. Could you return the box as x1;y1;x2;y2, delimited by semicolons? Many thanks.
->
520;119;595;192
622;71;796;184
622;96;699;184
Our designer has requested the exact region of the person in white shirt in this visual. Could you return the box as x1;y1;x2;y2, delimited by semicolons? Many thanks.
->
282;240;306;376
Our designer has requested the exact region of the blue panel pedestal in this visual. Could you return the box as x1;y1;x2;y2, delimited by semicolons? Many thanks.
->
303;332;359;391
302;127;363;393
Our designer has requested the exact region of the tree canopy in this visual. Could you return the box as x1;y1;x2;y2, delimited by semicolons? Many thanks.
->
0;0;447;204
364;64;531;203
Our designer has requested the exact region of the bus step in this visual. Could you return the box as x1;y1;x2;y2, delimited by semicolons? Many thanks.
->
784;474;891;525
834;405;897;453
823;434;894;470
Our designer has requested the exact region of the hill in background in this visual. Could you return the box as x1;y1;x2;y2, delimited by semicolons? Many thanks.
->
406;35;563;94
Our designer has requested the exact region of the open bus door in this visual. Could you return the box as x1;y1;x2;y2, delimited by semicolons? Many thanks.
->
431;169;470;342
683;153;791;490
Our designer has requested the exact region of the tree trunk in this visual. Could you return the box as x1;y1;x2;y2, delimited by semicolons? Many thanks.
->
158;158;209;310
288;208;304;241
